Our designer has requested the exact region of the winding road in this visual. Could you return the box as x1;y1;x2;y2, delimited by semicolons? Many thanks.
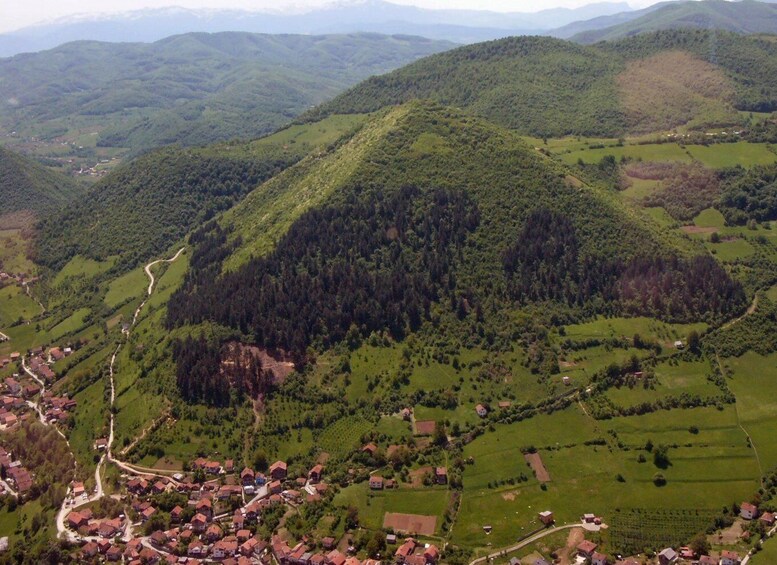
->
52;247;186;541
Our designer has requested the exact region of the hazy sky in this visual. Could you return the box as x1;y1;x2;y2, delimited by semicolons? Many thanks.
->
1;0;660;33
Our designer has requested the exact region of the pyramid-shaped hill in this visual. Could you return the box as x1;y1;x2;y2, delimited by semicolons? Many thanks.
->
167;101;744;363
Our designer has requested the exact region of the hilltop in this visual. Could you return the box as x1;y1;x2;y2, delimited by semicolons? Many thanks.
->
304;30;777;137
0;32;452;155
0;146;82;227
572;0;777;44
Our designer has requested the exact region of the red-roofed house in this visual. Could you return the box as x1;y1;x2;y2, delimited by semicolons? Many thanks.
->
741;502;759;520
577;540;597;558
269;460;287;480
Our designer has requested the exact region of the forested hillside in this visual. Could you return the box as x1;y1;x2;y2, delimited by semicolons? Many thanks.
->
167;103;744;398
0;145;82;226
0;32;453;153
304;30;777;137
572;0;777;44
35;115;367;270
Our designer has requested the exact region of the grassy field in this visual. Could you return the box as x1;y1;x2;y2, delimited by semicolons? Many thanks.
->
104;267;147;308
453;402;760;553
0;285;40;326
333;482;449;533
53;255;117;285
725;352;777;470
752;534;777;564
558;141;775;169
563;316;707;344
48;307;91;341
686;142;777;168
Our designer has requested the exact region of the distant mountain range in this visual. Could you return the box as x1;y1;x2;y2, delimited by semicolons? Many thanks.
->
0;1;633;56
570;0;777;43
0;32;453;154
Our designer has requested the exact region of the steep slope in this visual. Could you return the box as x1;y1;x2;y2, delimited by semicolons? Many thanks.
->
0;32;453;153
0;145;81;227
304;30;777;137
573;0;777;44
35;114;368;270
167;103;742;387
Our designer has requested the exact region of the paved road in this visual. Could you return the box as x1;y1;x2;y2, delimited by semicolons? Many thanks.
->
468;524;579;565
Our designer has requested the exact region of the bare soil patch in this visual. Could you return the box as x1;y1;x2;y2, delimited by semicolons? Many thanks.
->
616;50;737;132
557;527;585;565
383;512;437;536
414;420;436;436
501;490;519;501
524;452;551;482
409;466;433;488
680;225;718;234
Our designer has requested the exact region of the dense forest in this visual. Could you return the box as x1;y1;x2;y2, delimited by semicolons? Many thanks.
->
168;185;480;360
304;30;777;137
35;143;303;270
172;335;274;406
717;164;777;225
0;146;82;222
504;209;745;322
0;32;452;153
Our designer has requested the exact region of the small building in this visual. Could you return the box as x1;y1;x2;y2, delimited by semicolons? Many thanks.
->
562;376;571;385
321;537;336;550
423;545;439;564
369;476;384;490
538;510;554;526
674;340;684;350
657;547;678;565
741;502;759;520
720;550;742;565
361;443;378;456
576;540;597;559
309;464;324;484
761;511;775;526
591;552;607;565
475;404;488;417
269;460;288;481
434;467;447;485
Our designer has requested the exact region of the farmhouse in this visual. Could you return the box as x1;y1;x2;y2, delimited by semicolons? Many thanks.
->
576;540;597;558
369;476;384;490
657;547;678;565
269;460;288;480
362;443;378;455
309;464;324;484
720;550;742;565
538;510;554;525
740;502;758;520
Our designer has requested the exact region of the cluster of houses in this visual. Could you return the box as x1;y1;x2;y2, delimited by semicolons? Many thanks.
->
0;389;30;429
67;508;125;539
0;272;35;289
68;459;342;563
272;535;438;565
0;447;32;496
27;345;74;384
40;391;77;423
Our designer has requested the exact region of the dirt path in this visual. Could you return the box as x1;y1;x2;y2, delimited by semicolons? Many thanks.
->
104;248;186;482
721;292;759;331
468;524;578;565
